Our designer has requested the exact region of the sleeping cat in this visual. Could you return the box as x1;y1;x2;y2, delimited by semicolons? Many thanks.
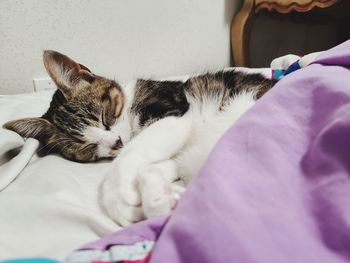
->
4;51;276;226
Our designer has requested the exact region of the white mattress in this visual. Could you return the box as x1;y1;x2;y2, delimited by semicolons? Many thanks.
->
0;67;272;259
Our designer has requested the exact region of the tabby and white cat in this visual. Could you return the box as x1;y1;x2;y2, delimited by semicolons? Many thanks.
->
4;51;276;226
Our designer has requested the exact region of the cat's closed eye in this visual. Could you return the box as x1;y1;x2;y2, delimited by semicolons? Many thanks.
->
101;108;115;130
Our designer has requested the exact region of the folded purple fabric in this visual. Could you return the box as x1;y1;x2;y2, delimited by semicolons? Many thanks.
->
150;41;350;263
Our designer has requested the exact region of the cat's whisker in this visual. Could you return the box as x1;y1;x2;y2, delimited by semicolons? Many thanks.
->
37;140;60;152
58;143;74;155
45;141;67;153
37;137;70;151
39;138;74;154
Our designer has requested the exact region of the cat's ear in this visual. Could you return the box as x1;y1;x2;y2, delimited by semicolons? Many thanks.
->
43;50;95;99
3;117;55;141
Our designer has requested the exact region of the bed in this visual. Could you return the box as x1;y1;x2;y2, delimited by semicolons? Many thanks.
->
1;18;350;263
0;67;273;259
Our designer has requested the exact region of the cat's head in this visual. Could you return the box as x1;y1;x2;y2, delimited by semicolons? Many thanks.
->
3;50;130;162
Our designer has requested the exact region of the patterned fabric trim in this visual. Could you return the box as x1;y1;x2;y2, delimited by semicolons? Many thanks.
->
0;259;60;263
65;240;154;263
272;59;302;80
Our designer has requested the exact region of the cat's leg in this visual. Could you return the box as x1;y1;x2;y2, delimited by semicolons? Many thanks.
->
101;115;192;226
137;160;185;219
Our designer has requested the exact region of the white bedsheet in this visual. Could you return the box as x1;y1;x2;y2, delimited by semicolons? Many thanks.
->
0;67;272;259
0;91;120;259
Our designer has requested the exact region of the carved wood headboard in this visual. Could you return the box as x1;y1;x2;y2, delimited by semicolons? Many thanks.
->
231;0;339;67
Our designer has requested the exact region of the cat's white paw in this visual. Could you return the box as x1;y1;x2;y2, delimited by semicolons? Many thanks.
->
101;174;144;227
137;164;177;219
142;184;177;218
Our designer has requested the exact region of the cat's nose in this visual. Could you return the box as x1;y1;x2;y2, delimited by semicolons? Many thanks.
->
112;137;123;150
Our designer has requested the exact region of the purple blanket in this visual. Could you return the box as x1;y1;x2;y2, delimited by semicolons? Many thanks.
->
77;41;350;263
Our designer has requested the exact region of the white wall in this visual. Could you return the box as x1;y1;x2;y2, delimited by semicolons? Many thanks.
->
0;0;241;94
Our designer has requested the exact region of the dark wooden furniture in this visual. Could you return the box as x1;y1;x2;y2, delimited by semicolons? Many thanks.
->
231;0;338;67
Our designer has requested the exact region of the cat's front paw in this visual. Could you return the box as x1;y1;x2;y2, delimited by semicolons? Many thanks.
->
101;174;144;227
142;184;177;219
137;164;177;219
